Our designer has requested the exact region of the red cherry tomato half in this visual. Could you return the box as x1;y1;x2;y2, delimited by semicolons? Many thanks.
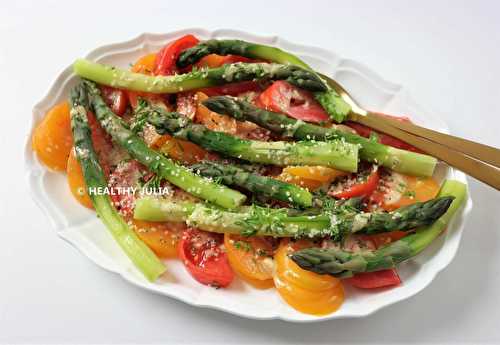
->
345;269;401;289
100;86;128;116
178;228;234;288
329;166;380;199
154;34;200;76
258;81;329;123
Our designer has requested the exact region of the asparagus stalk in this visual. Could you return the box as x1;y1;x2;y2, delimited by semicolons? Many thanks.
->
203;96;437;177
176;39;351;122
133;195;454;239
135;99;359;171
354;196;455;234
291;180;466;277
69;85;166;282
191;161;313;207
80;80;246;209
134;198;327;237
73;59;327;94
177;39;312;69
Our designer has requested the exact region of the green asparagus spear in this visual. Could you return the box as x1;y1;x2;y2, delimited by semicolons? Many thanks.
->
133;195;454;240
73;59;327;94
177;39;311;69
291;180;466;277
203;96;437;177
80;80;246;209
69;85;166;282
134;99;359;171
191;160;313;207
176;39;351;122
134;198;326;237
351;196;455;234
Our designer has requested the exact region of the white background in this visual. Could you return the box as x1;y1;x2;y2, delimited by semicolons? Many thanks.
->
1;0;500;344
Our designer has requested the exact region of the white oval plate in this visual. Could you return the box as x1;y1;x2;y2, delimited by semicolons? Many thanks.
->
25;28;472;322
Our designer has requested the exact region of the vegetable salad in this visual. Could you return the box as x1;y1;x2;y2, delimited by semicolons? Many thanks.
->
32;34;466;316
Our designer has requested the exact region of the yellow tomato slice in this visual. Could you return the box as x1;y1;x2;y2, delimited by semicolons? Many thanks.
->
131;53;156;74
380;173;440;211
282;166;347;183
276;167;347;192
32;101;73;171
275;241;339;291
275;251;339;292
224;234;275;289
274;274;344;316
275;172;324;191
131;220;184;258
66;148;93;209
273;240;344;315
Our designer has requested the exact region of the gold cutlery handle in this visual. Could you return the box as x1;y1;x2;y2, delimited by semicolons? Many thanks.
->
351;113;500;190
365;112;500;168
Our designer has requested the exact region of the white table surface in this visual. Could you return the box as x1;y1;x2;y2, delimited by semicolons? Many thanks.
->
1;0;500;343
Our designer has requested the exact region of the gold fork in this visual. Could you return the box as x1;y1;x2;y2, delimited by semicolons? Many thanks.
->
320;74;500;190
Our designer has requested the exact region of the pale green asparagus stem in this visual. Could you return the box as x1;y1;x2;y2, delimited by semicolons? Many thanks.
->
73;59;327;94
69;84;166;282
134;194;454;240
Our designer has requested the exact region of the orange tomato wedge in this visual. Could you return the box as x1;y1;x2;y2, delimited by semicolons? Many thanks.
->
158;134;216;165
224;234;275;289
196;54;228;68
194;91;267;139
141;124;169;149
195;92;238;134
32;101;73;171
273;240;344;315
66;148;93;209
131;220;184;258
